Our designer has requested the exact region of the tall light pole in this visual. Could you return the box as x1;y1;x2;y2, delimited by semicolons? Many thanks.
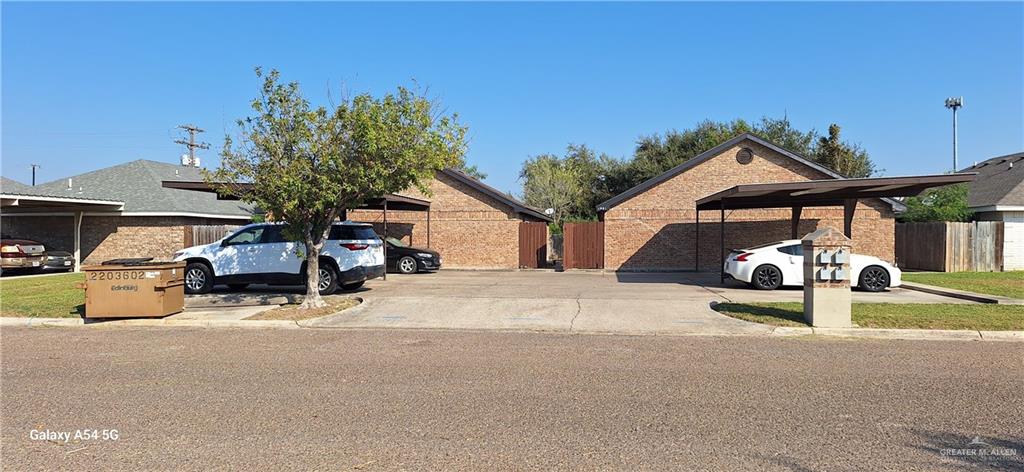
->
945;96;963;172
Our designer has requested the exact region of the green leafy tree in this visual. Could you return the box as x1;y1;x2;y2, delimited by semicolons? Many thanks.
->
519;153;582;226
899;183;973;222
814;124;876;178
209;68;466;308
520;144;626;226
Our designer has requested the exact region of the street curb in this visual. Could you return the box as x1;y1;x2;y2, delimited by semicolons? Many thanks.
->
0;317;301;329
769;325;1024;342
900;281;1023;305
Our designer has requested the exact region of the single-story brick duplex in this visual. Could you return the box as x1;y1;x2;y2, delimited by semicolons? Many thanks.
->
597;134;904;271
348;169;552;269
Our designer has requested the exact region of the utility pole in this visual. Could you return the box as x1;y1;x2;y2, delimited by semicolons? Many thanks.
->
944;97;963;172
175;124;210;166
30;164;40;186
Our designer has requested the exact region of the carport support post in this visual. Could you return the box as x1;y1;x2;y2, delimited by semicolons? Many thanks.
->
843;199;857;238
426;208;431;249
383;198;388;281
720;199;725;284
73;211;83;272
694;208;699;272
791;206;803;239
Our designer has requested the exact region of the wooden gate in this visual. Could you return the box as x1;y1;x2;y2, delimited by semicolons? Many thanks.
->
563;222;604;269
518;222;548;269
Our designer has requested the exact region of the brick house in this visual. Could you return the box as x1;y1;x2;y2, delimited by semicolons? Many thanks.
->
1;160;252;266
597;134;902;271
348;169;551;269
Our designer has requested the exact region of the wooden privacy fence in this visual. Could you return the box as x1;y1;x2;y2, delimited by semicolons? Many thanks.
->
518;222;548;269
563;222;604;269
895;221;1004;272
184;225;241;247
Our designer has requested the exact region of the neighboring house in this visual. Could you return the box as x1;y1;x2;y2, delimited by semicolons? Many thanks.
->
1;160;253;265
961;151;1024;270
348;169;551;269
597;133;902;271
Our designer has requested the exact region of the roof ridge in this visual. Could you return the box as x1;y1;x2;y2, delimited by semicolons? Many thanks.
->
138;160;192;213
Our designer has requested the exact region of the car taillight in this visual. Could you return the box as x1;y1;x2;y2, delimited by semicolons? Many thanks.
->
340;243;368;251
734;252;754;262
1;245;25;257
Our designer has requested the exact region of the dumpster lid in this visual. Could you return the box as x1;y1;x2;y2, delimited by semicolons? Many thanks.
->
101;258;155;266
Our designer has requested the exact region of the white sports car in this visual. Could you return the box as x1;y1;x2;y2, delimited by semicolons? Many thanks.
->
723;239;901;292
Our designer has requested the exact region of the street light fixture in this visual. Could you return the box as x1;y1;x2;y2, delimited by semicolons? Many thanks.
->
945;96;963;172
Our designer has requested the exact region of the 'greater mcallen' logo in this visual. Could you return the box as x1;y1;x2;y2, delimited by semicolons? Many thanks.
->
941;436;1018;459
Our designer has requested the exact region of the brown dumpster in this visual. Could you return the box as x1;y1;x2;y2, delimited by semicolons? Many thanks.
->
80;259;186;318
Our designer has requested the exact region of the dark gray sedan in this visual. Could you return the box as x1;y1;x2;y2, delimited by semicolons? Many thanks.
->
43;251;75;272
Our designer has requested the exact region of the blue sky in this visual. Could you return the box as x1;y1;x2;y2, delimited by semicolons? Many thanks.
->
3;2;1022;195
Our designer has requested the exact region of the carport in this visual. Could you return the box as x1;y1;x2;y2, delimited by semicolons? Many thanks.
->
0;193;125;271
693;173;977;281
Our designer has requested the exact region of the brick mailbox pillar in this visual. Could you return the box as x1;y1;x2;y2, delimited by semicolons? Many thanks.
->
802;227;853;328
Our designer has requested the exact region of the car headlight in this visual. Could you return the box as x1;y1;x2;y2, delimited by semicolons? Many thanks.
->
416;252;434;259
172;251;186;260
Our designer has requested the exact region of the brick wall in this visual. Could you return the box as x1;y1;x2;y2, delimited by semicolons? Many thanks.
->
349;172;523;269
1;215;75;254
603;142;896;271
1;214;246;264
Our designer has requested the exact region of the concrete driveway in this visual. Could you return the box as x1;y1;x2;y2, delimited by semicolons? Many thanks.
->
304;270;961;335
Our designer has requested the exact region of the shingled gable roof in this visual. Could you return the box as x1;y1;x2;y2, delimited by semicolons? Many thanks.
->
597;133;902;212
1;176;32;194
959;151;1024;209
440;168;552;222
28;159;253;218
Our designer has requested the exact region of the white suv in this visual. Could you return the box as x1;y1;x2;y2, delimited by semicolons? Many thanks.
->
172;222;385;295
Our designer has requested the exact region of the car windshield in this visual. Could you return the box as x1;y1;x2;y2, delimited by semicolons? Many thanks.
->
386;237;409;247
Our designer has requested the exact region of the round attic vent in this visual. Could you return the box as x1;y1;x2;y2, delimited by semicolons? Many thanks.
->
736;148;754;164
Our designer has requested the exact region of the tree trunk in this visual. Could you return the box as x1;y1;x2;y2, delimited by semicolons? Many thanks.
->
300;238;327;309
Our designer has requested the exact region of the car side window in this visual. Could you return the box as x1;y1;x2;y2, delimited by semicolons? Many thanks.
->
261;225;292;244
777;245;803;256
225;227;265;246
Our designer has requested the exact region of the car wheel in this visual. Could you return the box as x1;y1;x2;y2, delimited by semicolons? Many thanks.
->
750;264;783;290
397;256;418;274
316;264;339;296
859;265;890;292
227;283;249;291
340;281;364;291
184;262;214;294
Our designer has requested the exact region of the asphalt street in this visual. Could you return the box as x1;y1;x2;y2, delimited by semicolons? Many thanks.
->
2;327;1022;471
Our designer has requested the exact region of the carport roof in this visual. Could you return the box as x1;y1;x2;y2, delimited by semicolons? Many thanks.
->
694;173;975;211
1;192;125;212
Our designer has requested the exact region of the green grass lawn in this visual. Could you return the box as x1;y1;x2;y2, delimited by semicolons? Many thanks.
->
0;273;85;318
902;271;1024;299
715;302;1024;331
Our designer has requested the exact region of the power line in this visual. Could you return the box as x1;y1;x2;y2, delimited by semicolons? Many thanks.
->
174;124;210;166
